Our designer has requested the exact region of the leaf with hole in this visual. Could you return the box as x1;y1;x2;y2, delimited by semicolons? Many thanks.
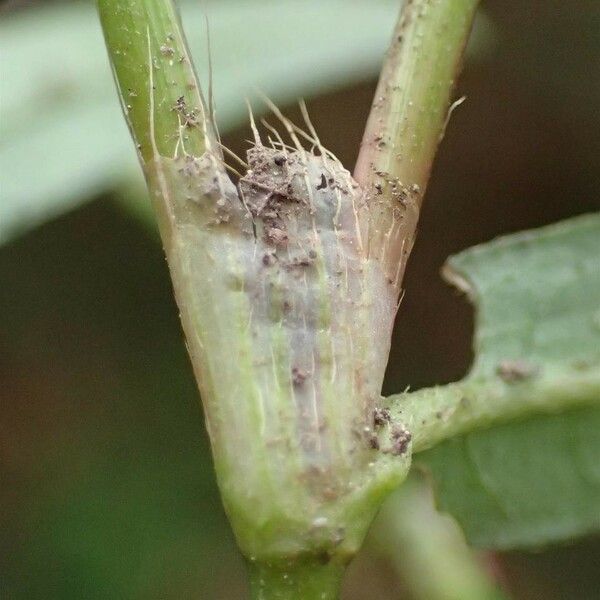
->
417;213;600;549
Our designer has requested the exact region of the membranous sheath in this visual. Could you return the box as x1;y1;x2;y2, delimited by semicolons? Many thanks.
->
146;137;412;561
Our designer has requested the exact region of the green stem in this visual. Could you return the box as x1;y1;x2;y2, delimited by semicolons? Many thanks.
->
98;0;412;574
353;0;479;292
98;0;484;597
355;0;479;191
97;0;213;161
387;367;600;454
248;560;344;600
372;475;506;600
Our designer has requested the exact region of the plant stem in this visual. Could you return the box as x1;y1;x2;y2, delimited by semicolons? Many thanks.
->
98;0;483;596
248;559;344;600
98;0;214;161
98;0;413;572
371;475;506;600
353;0;479;295
387;367;600;453
355;0;479;190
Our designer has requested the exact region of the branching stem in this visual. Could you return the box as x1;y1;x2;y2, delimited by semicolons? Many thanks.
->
98;0;485;598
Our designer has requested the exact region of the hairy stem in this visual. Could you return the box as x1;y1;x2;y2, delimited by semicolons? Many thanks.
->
355;0;478;190
353;0;478;289
98;0;214;160
98;0;482;596
98;0;413;573
387;367;600;454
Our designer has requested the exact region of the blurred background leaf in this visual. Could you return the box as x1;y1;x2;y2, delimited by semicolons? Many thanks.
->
1;0;600;599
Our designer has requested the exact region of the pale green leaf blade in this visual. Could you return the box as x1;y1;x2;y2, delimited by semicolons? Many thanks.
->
420;213;600;549
460;214;600;375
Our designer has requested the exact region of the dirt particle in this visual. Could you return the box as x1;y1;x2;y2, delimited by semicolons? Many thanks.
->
177;154;202;178
373;135;386;149
286;259;310;270
390;425;412;455
368;434;380;450
160;45;174;56
178;154;205;177
496;359;539;383
292;367;309;386
262;253;276;266
373;407;391;427
172;95;199;128
316;173;327;190
264;226;288;247
173;95;186;111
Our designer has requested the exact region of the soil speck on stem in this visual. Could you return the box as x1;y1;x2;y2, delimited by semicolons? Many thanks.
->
496;359;540;383
389;424;412;455
373;407;391;427
292;367;309;386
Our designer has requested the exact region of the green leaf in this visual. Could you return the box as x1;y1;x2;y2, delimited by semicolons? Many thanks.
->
418;213;600;549
0;0;493;246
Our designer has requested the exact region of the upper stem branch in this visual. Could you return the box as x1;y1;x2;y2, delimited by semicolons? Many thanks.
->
353;0;479;295
98;0;214;161
355;0;479;191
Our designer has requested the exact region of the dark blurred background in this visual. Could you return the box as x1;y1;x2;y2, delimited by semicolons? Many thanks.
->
1;1;599;598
